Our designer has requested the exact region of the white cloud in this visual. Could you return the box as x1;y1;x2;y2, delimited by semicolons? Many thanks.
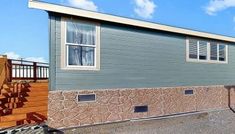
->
4;52;47;63
233;16;235;22
205;0;235;15
134;0;156;19
68;0;98;11
24;57;47;63
4;52;20;59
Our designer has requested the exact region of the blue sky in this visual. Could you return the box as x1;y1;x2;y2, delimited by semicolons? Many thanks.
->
0;0;235;62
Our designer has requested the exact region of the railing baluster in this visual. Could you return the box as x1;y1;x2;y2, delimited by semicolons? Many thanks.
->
19;65;21;78
22;65;24;78
16;65;18;78
26;65;28;78
46;68;48;78
43;67;45;78
41;67;43;78
30;66;32;78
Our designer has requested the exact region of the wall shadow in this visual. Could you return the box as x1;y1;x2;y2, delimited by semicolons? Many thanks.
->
224;85;235;113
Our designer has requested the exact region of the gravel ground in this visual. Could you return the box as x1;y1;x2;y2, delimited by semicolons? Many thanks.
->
62;109;235;134
1;109;235;134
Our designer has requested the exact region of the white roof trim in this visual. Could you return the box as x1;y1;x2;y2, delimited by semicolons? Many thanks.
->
28;0;235;43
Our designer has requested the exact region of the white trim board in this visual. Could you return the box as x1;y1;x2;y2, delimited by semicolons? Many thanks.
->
28;0;235;43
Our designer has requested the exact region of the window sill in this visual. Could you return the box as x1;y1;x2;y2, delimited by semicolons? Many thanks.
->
186;59;228;64
61;66;100;71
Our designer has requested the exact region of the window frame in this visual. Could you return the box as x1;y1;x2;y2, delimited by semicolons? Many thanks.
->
61;17;100;70
186;37;228;64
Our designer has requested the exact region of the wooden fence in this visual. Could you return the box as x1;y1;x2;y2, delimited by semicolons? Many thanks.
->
8;59;49;82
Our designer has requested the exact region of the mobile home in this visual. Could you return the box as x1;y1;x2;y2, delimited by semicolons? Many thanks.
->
29;0;235;129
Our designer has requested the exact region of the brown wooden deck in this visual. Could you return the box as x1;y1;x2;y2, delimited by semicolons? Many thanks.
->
0;56;48;129
0;82;48;128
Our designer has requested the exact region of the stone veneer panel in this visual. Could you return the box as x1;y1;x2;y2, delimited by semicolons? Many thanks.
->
48;85;235;129
162;87;196;115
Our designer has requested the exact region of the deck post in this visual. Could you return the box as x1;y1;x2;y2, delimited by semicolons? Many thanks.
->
7;59;12;82
33;62;37;82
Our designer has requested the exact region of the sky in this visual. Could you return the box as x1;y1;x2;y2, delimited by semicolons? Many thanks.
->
0;0;235;62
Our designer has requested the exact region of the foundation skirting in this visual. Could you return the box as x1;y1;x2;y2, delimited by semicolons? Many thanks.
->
48;85;235;128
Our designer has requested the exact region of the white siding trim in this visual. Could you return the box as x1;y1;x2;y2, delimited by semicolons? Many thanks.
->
28;0;235;43
197;41;199;60
226;45;229;63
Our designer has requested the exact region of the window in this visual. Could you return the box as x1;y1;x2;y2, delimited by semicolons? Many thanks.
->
189;39;197;59
199;41;207;60
61;18;100;70
219;44;226;61
210;42;217;61
187;38;228;63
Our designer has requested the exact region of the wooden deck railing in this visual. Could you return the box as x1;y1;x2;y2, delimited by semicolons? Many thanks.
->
8;59;49;82
0;57;8;88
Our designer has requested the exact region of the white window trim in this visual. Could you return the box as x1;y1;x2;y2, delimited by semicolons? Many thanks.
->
186;37;228;64
60;17;100;70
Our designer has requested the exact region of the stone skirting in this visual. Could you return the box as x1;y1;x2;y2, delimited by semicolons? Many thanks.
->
48;85;235;128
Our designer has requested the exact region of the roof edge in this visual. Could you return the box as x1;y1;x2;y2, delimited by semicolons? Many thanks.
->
28;0;235;43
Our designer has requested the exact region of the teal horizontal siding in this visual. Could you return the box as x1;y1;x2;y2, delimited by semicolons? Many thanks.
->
49;14;61;90
49;15;235;90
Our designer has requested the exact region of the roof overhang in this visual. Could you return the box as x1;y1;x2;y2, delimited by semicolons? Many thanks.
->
28;0;235;43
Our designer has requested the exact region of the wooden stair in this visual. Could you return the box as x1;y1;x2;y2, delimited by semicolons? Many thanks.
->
0;82;48;129
0;111;47;128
